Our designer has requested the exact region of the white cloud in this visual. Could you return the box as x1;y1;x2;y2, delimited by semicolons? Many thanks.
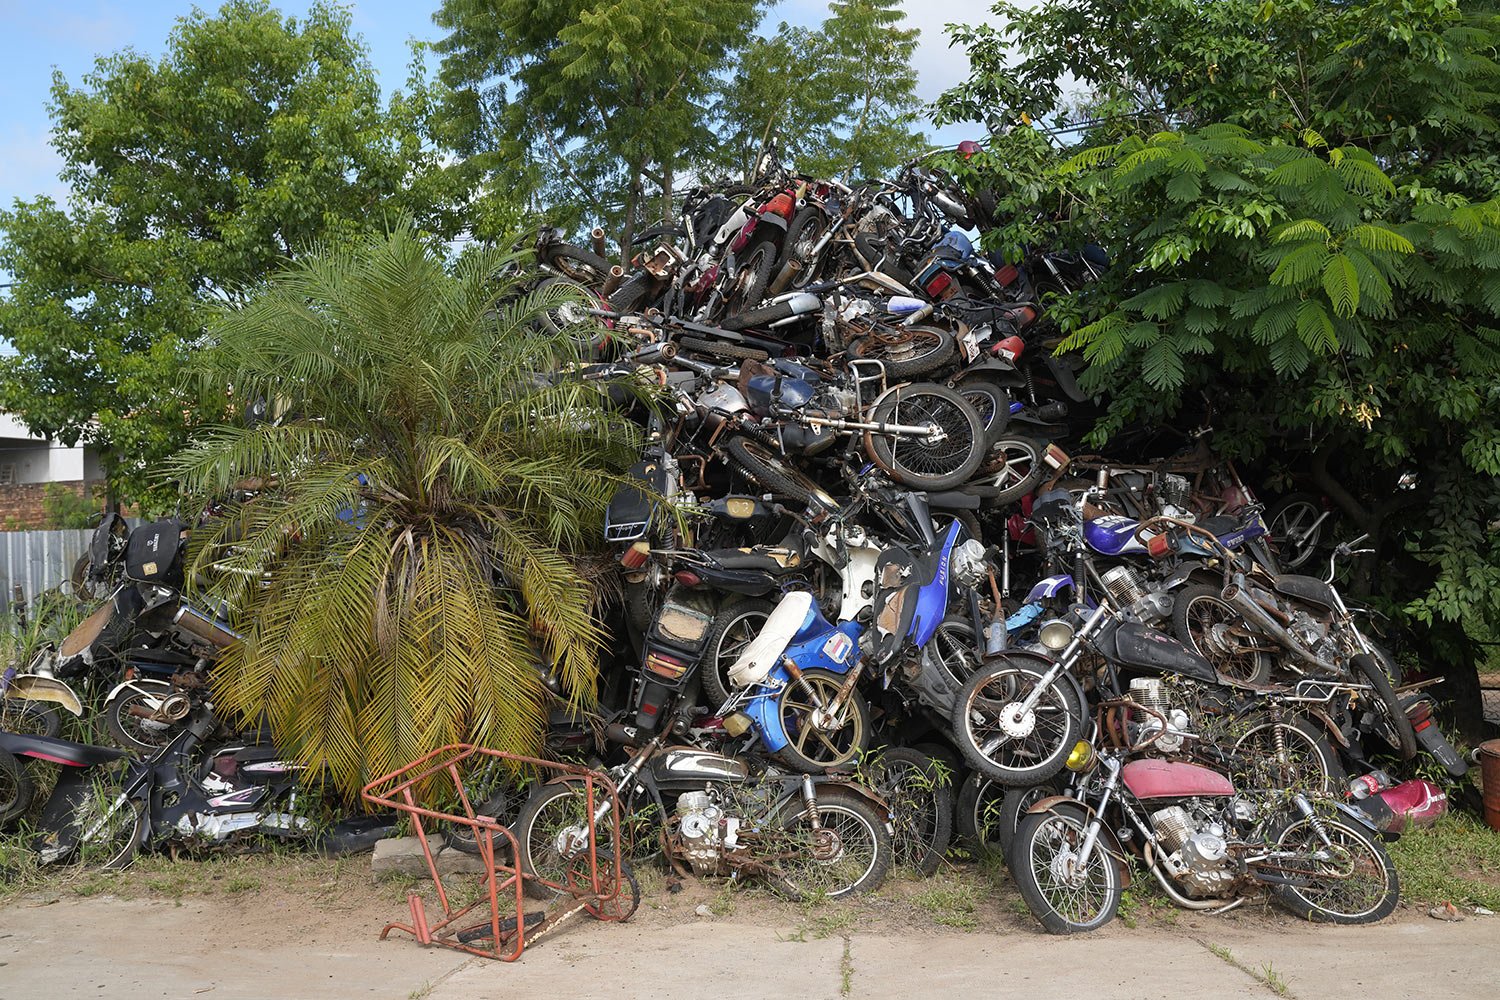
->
0;123;67;207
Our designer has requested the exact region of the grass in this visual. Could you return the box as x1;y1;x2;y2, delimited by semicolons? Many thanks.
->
839;936;854;997
1205;942;1297;998
909;872;980;931
1387;810;1500;910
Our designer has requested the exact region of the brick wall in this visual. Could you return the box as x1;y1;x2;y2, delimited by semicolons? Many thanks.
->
0;481;100;530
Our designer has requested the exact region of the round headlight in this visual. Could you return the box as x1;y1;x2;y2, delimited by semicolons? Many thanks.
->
1065;740;1095;772
1038;618;1075;651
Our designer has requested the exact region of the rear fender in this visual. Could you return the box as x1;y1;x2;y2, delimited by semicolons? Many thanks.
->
810;776;891;827
1024;795;1131;887
104;677;174;707
9;675;83;716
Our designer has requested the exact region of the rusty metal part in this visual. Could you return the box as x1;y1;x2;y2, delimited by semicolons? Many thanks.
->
602;265;625;296
590;227;607;259
1480;739;1500;832
361;745;631;962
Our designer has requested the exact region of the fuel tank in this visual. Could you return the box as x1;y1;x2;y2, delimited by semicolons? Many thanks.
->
1121;758;1234;799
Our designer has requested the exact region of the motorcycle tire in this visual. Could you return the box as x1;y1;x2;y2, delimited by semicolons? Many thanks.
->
727;240;778;312
951;656;1083;787
996;779;1065;858
775;668;871;773
543;243;612;287
1266;813;1399;925
441;788;516;857
864;383;985;492
1230;717;1346;793
608;272;651;313
513;780;617;902
954;772;1007;855
1265;493;1327;571
952;377;1012;446
104;680;181;754
962;436;1047;504
0;747;33;828
848;325;956;380
75;795;147;871
1;697;62;739
1009;802;1122;934
772;786;893;900
676;335;770;362
1170;584;1274;686
853;231;915;288
782;206;830;289
720;299;798;331
1351;652;1418;762
532;276;607;353
868;747;953;876
722;437;839;512
700;598;776;709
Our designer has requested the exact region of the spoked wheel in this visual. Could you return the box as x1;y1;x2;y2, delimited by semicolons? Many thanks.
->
104;680;186;753
776;669;870;773
1230;718;1345;793
954;378;1012;446
700;599;775;708
955;772;1007;856
867;747;953;876
533;276;607;353
723;437;839;512
1266;494;1327;571
1;698;62;739
1267;814;1400;924
865;383;985;491
1171;584;1274;685
514;781;617;901
783;206;830;289
848;325;956;379
951;657;1082;786
923;616;981;688
73;792;147;871
727;241;778;312
543;243;613;287
1010;803;1122;934
0;748;33;827
773;787;892;900
996;781;1064;857
965;436;1046;503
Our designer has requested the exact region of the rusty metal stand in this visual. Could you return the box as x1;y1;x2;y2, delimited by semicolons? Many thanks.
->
361;744;631;962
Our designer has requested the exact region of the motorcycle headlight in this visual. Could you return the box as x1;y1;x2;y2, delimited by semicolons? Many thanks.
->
1038;618;1075;651
1065;740;1095;772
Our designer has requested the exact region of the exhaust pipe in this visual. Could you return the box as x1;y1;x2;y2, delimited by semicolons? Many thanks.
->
591;227;607;259
602;265;625;296
1221;574;1332;674
766;256;803;297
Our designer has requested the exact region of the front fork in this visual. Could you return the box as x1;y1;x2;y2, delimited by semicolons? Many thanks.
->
783;657;865;730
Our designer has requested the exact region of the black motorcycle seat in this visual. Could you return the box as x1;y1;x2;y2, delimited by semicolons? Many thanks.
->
1271;574;1339;611
926;490;982;511
1199;515;1238;536
216;745;284;765
0;731;127;767
707;547;803;572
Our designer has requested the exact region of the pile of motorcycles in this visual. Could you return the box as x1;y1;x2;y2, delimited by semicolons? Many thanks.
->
0;145;1477;935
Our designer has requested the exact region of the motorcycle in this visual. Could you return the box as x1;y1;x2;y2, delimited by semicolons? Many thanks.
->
513;720;892;900
1008;702;1400;934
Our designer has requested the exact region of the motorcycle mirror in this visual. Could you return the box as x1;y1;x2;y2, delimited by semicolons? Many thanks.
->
1397;471;1419;490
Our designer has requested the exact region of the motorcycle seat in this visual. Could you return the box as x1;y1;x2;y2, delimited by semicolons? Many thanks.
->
1200;515;1239;536
926;490;981;511
0;731;126;767
706;547;803;572
1271;574;1339;611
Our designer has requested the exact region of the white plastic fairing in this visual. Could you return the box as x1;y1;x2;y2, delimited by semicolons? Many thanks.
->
726;591;813;689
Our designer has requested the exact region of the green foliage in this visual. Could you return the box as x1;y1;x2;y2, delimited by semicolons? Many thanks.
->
938;0;1500;729
167;223;644;799
41;484;98;530
0;1;477;510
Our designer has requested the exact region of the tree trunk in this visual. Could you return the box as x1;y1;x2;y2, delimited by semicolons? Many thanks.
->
660;159;674;228
618;160;644;268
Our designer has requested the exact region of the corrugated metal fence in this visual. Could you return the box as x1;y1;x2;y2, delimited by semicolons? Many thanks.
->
0;529;91;616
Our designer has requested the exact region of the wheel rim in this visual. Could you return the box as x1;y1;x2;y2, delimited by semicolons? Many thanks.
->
979;439;1039;490
1023;812;1114;926
0;760;19;813
1269;502;1321;568
115;691;175;749
855;328;943;366
709;607;770;700
780;675;862;767
883;392;976;479
74;785;142;869
968;777;1007;851
963;668;1072;777
525;788;600;890
958;385;1003;433
1232;724;1332;792
778;802;879;897
738;441;838;510
732;245;773;302
925;621;980;686
1274;819;1392;919
1;700;53;738
873;758;942;872
1184;594;1269;682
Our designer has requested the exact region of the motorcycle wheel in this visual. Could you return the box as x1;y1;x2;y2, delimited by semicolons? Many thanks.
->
727;241;778;312
676;335;770;362
924;616;981;689
996;780;1064;857
543;243;612;287
953;377;1012;446
1009;802;1121;934
1350;652;1418;762
865;383;985;491
513;780;617;901
1230;718;1346;793
1265;493;1327;571
775;669;871;773
532;276;608;353
867;747;953;876
773;786;892;900
74;795;147;871
723;437;839;512
848;325;956;380
1266;814;1399;924
608;271;651;312
1;697;62;739
104;680;182;753
955;772;1007;856
0;748;33;828
783;206;829;289
700;598;775;709
951;657;1082;786
441;788;516;857
1171;584;1274;685
964;436;1046;503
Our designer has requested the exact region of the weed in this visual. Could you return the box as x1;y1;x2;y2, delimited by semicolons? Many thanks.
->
1262;963;1292;998
839;936;853;997
1387;810;1500;910
224;875;260;894
910;873;980;931
1204;941;1298;999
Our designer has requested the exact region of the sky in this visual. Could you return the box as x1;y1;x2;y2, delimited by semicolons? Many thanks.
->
0;0;1001;210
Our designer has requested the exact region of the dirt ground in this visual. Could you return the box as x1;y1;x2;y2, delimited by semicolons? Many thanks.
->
1;854;1496;1000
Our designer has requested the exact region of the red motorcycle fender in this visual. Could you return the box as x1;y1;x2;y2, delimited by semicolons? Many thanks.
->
1024;795;1132;888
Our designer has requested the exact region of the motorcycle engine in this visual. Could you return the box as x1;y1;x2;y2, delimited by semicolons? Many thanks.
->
1149;803;1234;896
674;790;741;876
1127;678;1192;753
1099;566;1171;624
1287;611;1340;666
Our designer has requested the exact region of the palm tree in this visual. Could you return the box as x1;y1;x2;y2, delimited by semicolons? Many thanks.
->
168;222;642;799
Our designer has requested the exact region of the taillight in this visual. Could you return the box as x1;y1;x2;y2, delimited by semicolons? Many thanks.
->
765;192;796;220
994;335;1025;362
1406;700;1433;732
673;570;702;586
645;651;688;680
995;263;1019;286
1146;533;1171;559
924;271;953;299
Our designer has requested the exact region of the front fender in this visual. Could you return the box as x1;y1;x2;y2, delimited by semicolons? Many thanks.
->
104;677;174;707
1024;794;1132;887
811;775;891;820
9;674;83;716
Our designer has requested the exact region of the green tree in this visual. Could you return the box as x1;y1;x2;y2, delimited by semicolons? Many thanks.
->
0;1;475;507
714;26;836;182
938;0;1500;736
169;223;643;798
433;0;763;255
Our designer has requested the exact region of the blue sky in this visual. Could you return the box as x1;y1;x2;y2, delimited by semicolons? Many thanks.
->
0;0;998;210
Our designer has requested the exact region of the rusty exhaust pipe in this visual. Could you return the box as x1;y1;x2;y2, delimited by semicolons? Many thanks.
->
766;256;803;297
602;265;625;296
1221;574;1332;674
591;226;607;259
